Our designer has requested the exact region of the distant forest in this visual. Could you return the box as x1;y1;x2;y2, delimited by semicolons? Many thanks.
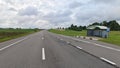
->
65;20;120;31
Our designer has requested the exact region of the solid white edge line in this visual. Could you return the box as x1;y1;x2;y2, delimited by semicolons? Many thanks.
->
100;57;116;65
60;39;63;40
76;46;82;49
58;35;120;52
42;37;44;40
74;38;120;52
94;43;120;52
66;41;70;44
0;37;27;51
42;48;45;60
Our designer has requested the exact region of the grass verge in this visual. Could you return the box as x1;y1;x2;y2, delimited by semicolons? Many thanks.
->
99;31;120;46
0;29;40;42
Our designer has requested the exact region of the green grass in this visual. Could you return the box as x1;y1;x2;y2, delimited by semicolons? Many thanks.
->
49;29;87;36
49;29;120;46
0;29;40;42
100;31;120;46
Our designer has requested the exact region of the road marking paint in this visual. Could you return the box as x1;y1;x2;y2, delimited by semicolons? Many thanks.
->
76;46;82;49
74;38;120;52
42;48;45;60
66;41;70;44
42;37;44;40
81;41;91;43
74;38;91;43
57;35;120;52
60;39;63;41
0;37;28;51
94;43;120;52
100;57;116;65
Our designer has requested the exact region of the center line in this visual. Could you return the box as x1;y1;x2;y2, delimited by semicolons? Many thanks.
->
42;48;45;60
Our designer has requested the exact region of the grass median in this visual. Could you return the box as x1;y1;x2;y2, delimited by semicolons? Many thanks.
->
0;29;40;42
49;29;120;46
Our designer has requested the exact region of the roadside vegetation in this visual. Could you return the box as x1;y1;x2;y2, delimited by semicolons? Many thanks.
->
49;29;120;46
0;28;40;42
50;20;120;46
100;31;120;46
49;29;86;36
65;20;120;31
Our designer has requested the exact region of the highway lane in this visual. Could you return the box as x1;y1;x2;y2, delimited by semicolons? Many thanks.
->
0;30;116;68
0;32;44;68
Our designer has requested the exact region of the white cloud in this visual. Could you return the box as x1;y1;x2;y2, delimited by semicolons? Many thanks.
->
18;6;39;16
0;0;120;29
69;1;83;9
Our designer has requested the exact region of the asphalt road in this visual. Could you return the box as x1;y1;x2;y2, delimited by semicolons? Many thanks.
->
0;30;117;68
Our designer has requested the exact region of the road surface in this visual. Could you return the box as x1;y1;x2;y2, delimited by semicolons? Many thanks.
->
0;30;117;68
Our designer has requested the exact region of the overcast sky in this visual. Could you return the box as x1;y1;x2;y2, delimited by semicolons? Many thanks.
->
0;0;120;29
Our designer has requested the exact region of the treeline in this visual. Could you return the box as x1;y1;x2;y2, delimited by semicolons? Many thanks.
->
67;24;86;31
67;20;120;31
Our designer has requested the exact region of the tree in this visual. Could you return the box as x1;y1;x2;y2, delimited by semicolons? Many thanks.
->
102;21;108;26
68;24;82;31
69;24;74;30
82;26;86;30
78;26;82;31
92;22;100;25
89;20;120;31
108;20;120;31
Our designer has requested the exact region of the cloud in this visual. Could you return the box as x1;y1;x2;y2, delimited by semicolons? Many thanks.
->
91;0;120;5
74;3;120;25
69;1;83;9
92;0;115;3
3;0;14;4
8;7;17;11
0;0;120;29
43;10;72;25
18;6;39;16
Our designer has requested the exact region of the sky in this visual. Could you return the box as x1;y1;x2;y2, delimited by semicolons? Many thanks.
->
0;0;120;29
